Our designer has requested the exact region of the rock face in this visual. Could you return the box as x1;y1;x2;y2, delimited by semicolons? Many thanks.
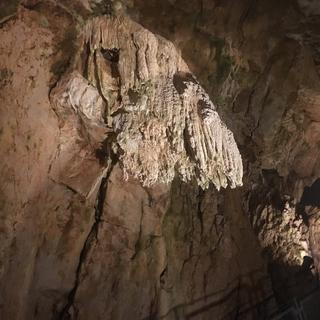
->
130;0;320;304
0;1;320;320
0;5;265;320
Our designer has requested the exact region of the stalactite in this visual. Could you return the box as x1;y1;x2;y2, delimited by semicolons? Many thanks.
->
53;15;243;190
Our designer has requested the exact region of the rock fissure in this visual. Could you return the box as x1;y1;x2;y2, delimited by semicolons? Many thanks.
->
197;187;205;236
58;161;115;319
131;200;144;260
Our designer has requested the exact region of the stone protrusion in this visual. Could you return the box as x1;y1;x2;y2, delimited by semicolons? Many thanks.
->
54;16;243;190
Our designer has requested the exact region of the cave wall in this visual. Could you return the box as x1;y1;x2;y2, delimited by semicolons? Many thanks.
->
0;0;320;319
129;0;320;303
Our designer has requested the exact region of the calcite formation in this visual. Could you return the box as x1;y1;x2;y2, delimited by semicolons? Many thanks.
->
50;72;108;197
51;16;243;190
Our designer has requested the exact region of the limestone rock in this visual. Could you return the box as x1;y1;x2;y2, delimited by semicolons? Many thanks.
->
2;1;320;319
70;16;242;190
49;71;108;197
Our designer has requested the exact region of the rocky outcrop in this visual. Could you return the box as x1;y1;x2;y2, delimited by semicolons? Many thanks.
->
53;16;242;190
0;4;268;320
48;13;245;319
1;0;320;319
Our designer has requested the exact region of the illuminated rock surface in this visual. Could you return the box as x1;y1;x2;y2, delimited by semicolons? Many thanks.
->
1;1;320;319
52;16;243;190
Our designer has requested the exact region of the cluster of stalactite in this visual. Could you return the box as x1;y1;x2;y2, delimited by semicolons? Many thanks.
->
55;16;243;190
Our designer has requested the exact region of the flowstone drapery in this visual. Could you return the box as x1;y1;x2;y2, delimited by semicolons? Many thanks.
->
51;16;243;190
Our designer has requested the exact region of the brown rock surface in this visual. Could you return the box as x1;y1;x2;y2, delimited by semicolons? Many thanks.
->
1;1;320;319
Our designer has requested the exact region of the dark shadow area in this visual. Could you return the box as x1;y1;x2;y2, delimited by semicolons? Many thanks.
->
142;268;275;320
143;260;320;319
101;47;120;78
261;170;286;211
296;178;320;226
173;71;197;94
248;169;286;220
268;258;319;320
95;133;118;165
300;179;320;207
269;260;318;305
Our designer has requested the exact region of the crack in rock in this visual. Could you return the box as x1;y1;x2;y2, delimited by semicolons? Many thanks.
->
58;161;115;320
